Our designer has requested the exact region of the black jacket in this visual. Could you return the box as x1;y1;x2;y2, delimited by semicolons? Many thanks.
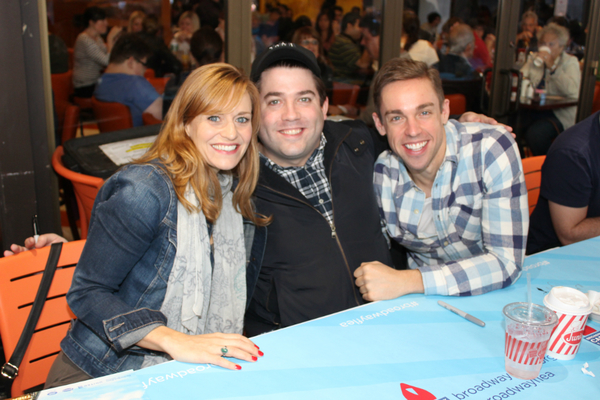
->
245;120;403;336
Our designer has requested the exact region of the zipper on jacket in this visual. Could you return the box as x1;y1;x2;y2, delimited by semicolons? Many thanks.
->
258;127;361;307
327;128;361;306
260;184;357;306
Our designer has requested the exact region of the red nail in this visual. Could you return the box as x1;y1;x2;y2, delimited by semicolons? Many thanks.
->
254;344;260;349
252;356;258;361
235;365;242;370
258;350;264;357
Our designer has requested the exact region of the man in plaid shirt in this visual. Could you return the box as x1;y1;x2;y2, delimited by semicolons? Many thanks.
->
354;58;528;299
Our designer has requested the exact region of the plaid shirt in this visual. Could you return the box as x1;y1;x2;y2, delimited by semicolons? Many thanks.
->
374;120;528;296
261;134;333;225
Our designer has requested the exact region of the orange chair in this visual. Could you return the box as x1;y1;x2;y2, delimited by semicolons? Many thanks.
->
147;77;170;95
522;155;546;215
445;93;467;115
144;68;156;79
61;103;80;144
331;82;360;108
92;97;133;133
51;70;73;108
592;81;600;114
143;112;163;126
51;71;74;133
52;146;104;239
72;96;94;136
67;48;74;70
0;240;85;397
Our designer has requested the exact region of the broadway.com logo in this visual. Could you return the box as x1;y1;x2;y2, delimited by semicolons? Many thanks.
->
400;357;557;400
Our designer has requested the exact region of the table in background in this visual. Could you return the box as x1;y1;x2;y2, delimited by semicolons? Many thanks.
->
519;96;578;111
40;238;600;400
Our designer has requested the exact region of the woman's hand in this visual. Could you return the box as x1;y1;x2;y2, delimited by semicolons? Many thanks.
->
4;233;68;257
106;26;123;51
174;31;192;43
137;326;263;370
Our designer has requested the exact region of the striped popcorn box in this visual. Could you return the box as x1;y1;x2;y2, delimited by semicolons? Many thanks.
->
544;287;593;360
503;303;557;380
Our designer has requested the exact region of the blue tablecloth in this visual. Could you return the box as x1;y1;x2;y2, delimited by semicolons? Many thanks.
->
40;237;600;399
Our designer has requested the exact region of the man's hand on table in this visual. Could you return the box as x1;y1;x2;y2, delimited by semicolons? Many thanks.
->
354;261;424;301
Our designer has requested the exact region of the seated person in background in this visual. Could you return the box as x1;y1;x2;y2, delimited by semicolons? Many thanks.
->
94;33;162;126
72;6;121;98
260;7;281;47
421;12;441;44
357;15;381;127
520;23;581;156
471;21;496;62
315;10;335;53
190;26;224;67
127;10;146;33
435;17;462;55
436;23;478;79
516;10;540;53
527;111;600;255
137;14;183;78
328;12;372;85
170;11;201;68
468;21;493;71
401;13;439;67
48;27;69;74
354;58;527;301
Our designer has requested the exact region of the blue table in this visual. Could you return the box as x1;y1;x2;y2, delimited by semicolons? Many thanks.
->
40;238;600;399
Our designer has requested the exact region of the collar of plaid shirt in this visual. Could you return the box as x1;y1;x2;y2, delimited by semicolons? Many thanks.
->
260;133;334;224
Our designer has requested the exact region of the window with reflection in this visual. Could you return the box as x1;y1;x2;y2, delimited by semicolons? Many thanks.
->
250;1;381;120
516;0;586;156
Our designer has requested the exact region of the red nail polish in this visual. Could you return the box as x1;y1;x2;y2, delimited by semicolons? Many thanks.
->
235;365;242;370
258;350;264;357
252;356;258;361
254;344;260;349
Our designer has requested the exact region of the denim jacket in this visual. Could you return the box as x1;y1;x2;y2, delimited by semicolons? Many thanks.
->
61;162;266;378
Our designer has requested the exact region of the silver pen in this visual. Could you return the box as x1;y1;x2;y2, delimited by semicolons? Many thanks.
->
438;300;485;327
33;215;40;244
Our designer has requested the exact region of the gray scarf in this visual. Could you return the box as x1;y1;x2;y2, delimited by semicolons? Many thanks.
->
142;174;246;368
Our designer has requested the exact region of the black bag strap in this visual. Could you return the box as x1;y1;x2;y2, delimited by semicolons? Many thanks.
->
1;242;63;383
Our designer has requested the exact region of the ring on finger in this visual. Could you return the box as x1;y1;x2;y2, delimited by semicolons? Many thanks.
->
221;346;228;357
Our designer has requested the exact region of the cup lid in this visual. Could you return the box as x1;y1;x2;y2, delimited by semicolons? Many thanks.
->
543;286;592;315
503;302;558;326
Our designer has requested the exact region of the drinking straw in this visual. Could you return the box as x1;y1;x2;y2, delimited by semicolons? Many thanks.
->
527;272;533;319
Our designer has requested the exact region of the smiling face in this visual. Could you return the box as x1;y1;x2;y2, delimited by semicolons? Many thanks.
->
185;93;253;172
373;77;449;185
258;67;328;167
